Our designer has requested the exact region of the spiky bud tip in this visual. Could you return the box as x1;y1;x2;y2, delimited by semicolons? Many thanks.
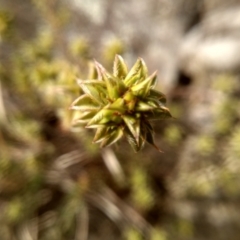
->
70;55;172;152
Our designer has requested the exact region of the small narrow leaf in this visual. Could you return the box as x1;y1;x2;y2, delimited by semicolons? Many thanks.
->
75;111;97;121
135;101;154;111
123;91;138;111
70;95;100;111
100;127;124;148
108;98;126;112
124;58;142;86
125;73;143;88
113;55;128;79
77;79;106;104
139;59;148;79
146;108;172;120
105;72;126;99
149;89;167;104
146;99;160;108
94;60;105;80
143;119;154;133
72;111;97;126
88;62;98;79
122;115;140;143
101;69;120;101
143;124;163;152
130;71;157;97
124;128;144;152
93;126;110;143
87;108;114;126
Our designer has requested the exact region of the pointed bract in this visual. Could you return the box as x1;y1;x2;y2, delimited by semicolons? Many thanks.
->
93;126;110;143
139;59;148;79
130;71;157;97
124;58;143;87
122;115;140;143
88;61;98;79
113;55;128;79
77;79;106;104
70;94;100;111
146;108;172;120
100;127;123;148
135;101;154;111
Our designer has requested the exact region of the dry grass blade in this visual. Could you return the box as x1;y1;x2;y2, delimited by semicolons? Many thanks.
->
75;206;89;240
18;218;38;240
86;187;151;237
0;81;7;123
101;148;125;184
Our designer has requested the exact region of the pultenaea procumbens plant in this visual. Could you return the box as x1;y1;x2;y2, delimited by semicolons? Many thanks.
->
70;55;172;152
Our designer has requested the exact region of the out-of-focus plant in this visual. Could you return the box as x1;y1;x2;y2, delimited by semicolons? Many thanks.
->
103;39;125;66
130;166;154;211
0;10;13;39
164;125;183;146
69;37;91;59
70;55;172;152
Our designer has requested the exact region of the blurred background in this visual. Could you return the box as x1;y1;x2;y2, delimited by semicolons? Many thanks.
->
1;0;240;239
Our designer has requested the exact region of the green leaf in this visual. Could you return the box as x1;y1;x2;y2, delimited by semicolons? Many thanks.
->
88;62;98;79
87;108;114;126
122;115;140;143
93;126;110;143
149;89;167;104
95;60;126;100
130;71;157;97
146;108;172;120
101;70;121;101
143;120;154;133
135;101;154;111
75;111;97;121
77;79;106;104
124;58;143;87
100;127;124;148
72;111;98;126
108;98;126;113
70;94;100;111
139;58;148;79
124;127;144;152
146;99;160;108
143;123;163;152
113;55;128;79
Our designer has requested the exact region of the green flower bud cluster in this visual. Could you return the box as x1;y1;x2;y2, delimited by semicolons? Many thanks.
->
70;55;172;152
